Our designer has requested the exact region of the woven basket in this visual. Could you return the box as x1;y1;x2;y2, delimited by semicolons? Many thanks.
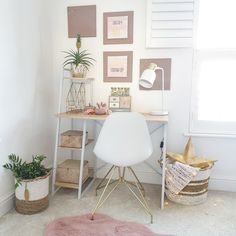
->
166;164;213;205
71;64;87;78
15;172;50;214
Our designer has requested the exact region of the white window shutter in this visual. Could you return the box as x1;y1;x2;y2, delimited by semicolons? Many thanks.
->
146;0;195;48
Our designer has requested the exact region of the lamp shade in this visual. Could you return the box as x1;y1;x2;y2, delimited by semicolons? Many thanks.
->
139;63;158;89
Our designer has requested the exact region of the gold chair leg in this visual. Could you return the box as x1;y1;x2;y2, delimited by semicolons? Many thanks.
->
124;167;153;224
91;166;153;223
96;179;119;195
91;166;120;220
95;165;115;196
96;166;123;195
128;167;146;196
118;167;122;178
122;167;126;179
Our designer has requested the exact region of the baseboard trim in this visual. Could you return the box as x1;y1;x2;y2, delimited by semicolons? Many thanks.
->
209;177;236;192
96;167;236;192
96;167;162;185
0;192;14;217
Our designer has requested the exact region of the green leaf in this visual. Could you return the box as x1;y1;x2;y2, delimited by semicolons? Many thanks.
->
62;48;95;70
3;153;50;188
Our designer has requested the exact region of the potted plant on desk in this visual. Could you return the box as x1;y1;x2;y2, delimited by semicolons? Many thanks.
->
3;154;51;214
63;34;95;78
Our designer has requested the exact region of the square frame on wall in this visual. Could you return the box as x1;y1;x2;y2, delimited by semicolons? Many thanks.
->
103;51;133;82
103;11;133;44
67;5;97;38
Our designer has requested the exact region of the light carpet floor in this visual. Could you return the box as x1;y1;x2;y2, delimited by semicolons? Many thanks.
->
0;181;236;236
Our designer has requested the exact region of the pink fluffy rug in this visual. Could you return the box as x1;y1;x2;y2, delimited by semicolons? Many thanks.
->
44;214;173;236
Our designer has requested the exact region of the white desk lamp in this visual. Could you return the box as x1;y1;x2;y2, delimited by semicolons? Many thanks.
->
139;63;168;116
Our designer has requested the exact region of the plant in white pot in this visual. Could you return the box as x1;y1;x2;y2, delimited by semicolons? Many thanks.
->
3;154;51;214
63;34;95;78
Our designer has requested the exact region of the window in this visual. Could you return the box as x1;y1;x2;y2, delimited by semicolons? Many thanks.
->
190;0;236;135
146;0;194;48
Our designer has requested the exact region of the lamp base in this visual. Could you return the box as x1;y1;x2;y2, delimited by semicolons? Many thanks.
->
149;110;169;116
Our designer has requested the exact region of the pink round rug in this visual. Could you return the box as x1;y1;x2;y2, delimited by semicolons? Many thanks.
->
44;214;173;236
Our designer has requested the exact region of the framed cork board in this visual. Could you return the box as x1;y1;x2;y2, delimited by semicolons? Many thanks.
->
67;5;96;38
103;51;133;82
103;11;133;44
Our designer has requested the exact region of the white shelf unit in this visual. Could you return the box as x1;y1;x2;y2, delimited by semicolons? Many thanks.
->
52;73;95;199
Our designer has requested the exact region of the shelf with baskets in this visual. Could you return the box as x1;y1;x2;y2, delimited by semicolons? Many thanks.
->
52;71;96;199
58;139;94;150
55;165;93;192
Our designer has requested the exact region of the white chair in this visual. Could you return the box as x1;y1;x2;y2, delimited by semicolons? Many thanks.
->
91;112;153;223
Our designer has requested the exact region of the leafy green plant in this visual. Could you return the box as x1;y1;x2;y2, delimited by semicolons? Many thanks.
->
3;154;50;188
63;49;95;70
63;34;95;73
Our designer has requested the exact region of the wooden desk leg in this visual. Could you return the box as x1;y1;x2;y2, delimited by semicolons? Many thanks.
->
78;119;87;199
161;123;168;209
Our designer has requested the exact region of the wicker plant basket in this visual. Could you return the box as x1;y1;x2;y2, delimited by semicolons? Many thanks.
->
15;172;50;214
166;164;213;205
71;64;87;78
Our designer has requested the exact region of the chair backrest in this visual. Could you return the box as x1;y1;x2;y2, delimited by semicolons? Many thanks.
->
94;112;153;167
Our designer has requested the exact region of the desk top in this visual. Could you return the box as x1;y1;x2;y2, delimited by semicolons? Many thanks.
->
56;112;168;123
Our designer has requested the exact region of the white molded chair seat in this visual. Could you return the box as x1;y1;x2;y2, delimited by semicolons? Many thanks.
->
94;112;153;167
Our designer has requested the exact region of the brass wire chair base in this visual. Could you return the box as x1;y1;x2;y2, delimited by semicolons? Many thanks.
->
92;166;153;223
95;166;145;196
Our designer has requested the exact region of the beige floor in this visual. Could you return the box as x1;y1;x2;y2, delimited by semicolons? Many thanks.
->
0;181;236;236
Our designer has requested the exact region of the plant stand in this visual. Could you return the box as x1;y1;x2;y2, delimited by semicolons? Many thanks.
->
51;70;95;199
66;82;86;112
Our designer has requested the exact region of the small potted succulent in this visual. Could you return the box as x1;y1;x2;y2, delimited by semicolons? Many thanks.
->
63;34;95;78
3;154;51;214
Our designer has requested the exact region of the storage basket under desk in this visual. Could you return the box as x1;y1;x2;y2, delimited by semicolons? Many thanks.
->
60;130;88;149
56;160;90;189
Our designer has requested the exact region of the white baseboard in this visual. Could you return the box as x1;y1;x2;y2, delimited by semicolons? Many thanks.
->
0;192;14;217
209;177;236;192
96;167;162;185
96;168;236;192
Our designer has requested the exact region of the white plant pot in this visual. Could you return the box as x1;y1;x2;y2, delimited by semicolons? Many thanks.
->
15;173;50;214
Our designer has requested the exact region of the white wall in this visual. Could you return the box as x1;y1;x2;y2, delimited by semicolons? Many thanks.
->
52;0;236;192
0;0;55;216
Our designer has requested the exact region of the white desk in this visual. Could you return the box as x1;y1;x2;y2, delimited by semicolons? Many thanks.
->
52;112;168;209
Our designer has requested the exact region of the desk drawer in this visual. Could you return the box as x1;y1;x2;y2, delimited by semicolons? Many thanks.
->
109;96;131;111
109;96;120;102
109;102;119;108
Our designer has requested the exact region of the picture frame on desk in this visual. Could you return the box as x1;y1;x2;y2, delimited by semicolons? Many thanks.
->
103;51;133;83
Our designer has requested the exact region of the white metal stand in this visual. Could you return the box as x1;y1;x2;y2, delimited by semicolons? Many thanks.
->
51;71;94;199
161;123;168;209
